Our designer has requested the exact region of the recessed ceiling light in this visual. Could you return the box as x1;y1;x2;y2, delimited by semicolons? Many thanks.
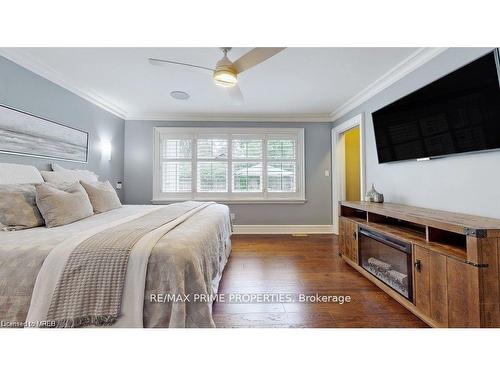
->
170;91;190;100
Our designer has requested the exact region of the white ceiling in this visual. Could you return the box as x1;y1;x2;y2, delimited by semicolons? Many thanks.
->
0;47;444;121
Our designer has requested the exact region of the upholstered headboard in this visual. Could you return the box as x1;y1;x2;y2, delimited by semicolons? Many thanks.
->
0;162;44;184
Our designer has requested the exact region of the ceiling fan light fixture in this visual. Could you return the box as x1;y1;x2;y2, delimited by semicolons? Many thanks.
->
149;47;285;103
213;68;237;87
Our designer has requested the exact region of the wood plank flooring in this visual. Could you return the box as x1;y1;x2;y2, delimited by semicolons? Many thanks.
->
213;234;428;328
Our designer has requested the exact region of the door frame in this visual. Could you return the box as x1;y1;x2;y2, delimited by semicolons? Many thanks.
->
331;113;366;235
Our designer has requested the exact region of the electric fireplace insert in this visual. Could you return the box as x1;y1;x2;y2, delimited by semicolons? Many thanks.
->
359;227;413;301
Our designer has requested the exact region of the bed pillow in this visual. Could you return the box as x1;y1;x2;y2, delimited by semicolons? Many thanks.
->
0;184;45;231
80;180;122;214
36;182;94;228
41;169;98;190
51;163;99;181
0;163;44;185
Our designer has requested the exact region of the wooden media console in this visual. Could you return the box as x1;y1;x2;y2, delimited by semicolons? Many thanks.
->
339;201;500;328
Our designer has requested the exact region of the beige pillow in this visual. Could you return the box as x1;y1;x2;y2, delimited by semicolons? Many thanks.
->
0;184;45;230
41;169;98;190
80;180;122;214
36;182;94;228
51;163;99;181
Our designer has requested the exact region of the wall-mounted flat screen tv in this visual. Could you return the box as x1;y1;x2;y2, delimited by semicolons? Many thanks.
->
372;49;500;163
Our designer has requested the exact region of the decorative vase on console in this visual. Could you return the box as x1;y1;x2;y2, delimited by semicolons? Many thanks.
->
365;183;384;203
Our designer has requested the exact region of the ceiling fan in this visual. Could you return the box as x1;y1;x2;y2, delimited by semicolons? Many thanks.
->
148;47;286;105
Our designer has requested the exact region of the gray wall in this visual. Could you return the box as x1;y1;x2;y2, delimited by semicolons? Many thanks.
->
332;47;500;219
0;56;125;199
124;121;332;225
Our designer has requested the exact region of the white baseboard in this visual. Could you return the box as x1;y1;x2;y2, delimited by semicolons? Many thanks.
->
232;225;334;234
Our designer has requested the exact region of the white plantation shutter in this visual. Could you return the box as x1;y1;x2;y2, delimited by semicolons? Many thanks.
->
159;136;192;193
197;138;228;159
154;128;304;201
162;162;191;192
267;138;297;193
267;139;296;159
232;137;263;193
267;162;296;192
232;139;262;159
197;161;228;192
163;139;192;159
232;162;263;192
197;138;228;193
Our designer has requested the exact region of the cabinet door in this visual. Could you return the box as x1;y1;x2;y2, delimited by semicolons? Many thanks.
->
339;219;358;263
414;246;431;316
447;258;481;327
414;246;449;326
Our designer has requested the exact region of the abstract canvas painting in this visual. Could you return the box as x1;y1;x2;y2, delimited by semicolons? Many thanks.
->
0;104;88;163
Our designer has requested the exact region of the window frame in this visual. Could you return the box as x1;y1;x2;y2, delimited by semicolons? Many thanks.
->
153;127;305;203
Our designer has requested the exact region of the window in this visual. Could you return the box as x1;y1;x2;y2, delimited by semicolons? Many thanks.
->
267;139;296;192
153;127;304;202
232;138;263;193
160;138;192;193
197;138;228;192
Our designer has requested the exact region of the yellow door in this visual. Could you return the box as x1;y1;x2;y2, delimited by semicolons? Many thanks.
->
344;126;360;201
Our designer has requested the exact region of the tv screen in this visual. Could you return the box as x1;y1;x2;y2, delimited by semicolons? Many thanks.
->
372;50;500;163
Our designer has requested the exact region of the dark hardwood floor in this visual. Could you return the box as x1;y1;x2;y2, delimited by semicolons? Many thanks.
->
213;234;428;328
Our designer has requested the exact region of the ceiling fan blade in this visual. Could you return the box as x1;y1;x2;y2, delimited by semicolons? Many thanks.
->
227;83;244;105
231;47;286;74
148;58;214;72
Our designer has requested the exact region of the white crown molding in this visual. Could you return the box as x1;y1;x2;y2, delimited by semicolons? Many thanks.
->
233;225;333;234
124;112;332;122
0;48;127;119
329;47;448;122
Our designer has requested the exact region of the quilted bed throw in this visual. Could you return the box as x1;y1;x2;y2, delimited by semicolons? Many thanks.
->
45;202;208;328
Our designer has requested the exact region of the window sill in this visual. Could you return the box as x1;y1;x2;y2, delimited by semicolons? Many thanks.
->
151;199;307;205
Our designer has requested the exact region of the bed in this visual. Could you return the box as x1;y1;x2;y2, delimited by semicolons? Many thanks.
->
0;163;232;328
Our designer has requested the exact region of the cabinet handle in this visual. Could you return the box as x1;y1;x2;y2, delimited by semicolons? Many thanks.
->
352;232;357;240
414;259;421;272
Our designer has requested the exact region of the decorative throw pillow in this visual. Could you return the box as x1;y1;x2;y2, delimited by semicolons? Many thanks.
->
41;169;98;190
80;180;122;214
0;184;45;230
35;182;94;228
